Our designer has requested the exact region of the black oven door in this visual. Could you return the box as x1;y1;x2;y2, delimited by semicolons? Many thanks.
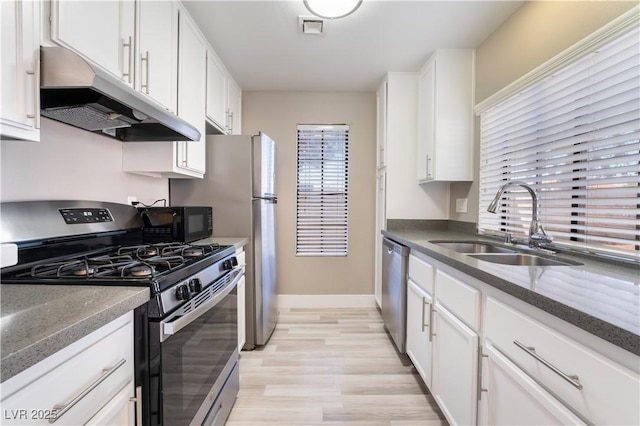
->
151;269;241;426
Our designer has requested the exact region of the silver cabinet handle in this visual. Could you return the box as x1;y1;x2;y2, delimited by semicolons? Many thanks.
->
421;297;430;332
26;57;40;129
426;155;432;178
141;52;150;93
129;385;143;426
225;108;231;133
229;111;234;134
122;36;133;83
513;340;583;390
181;141;188;167
50;358;127;423
477;347;488;400
429;305;436;341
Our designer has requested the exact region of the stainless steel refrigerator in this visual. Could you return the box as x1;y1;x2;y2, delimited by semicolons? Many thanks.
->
170;132;277;349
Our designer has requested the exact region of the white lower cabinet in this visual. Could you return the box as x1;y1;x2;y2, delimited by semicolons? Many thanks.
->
85;381;135;426
406;279;433;386
0;313;136;425
402;249;640;426
237;275;246;351
236;248;247;351
479;342;585;425
485;296;640;425
432;301;479;426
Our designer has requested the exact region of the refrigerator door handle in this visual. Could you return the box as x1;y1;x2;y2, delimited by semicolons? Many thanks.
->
253;196;277;203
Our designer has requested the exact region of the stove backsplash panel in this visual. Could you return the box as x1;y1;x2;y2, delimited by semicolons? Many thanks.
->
1;118;168;204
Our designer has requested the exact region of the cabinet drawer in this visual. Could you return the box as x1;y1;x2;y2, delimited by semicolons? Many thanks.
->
408;253;434;294
435;270;479;330
485;297;639;425
1;314;134;425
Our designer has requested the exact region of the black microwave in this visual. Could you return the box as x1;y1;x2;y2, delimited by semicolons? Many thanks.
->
138;206;212;243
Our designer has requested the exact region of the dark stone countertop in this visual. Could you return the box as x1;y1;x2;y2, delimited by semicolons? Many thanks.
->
383;228;640;356
1;285;149;382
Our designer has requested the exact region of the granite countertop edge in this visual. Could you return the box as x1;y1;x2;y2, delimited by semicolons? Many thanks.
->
382;229;640;357
193;237;249;250
1;287;150;382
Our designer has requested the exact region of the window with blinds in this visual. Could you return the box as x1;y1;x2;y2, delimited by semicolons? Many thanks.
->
296;124;349;256
479;25;639;260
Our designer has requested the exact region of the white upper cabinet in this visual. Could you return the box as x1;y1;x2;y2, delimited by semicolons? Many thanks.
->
122;6;206;179
136;0;178;112
49;0;134;88
1;0;40;141
48;0;177;111
376;79;387;169
227;78;242;134
417;49;474;183
176;9;207;175
206;50;242;135
206;52;228;131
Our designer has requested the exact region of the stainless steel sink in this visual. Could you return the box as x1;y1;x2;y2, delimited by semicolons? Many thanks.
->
469;253;582;267
431;241;516;254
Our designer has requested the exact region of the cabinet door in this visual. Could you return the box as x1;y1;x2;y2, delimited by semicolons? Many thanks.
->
376;79;387;169
479;342;585;425
432;301;478;426
406;279;433;387
85;382;135;426
52;1;121;79
1;0;40;141
176;10;206;174
237;275;246;351
137;0;178;112
374;171;386;308
227;79;242;134
206;53;228;131
416;58;435;182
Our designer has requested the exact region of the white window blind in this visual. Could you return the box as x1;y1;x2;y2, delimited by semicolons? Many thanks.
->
479;26;640;260
296;124;349;256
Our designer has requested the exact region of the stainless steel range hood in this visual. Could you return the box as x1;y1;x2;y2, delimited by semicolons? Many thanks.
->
39;47;200;142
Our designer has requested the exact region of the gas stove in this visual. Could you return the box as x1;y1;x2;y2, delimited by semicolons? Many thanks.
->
3;242;230;284
0;200;237;317
1;200;243;426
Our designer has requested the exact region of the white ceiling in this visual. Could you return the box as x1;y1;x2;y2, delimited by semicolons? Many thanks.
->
182;0;523;92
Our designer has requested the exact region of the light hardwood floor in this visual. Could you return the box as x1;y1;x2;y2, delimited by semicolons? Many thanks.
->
226;307;448;426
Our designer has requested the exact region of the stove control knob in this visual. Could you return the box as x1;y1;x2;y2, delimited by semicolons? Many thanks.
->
176;284;191;301
222;257;238;271
189;278;203;293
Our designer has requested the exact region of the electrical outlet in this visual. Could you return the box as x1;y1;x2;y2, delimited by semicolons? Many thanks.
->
456;198;468;213
127;196;137;205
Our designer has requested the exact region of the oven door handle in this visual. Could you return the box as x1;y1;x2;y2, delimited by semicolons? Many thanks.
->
160;268;243;342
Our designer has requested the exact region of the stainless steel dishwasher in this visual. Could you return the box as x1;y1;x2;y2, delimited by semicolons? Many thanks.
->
381;237;409;353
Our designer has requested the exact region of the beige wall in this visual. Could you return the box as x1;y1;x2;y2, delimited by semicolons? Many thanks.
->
242;91;376;295
1;118;169;204
449;0;637;224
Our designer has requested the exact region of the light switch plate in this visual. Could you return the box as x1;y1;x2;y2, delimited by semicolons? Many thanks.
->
456;198;468;213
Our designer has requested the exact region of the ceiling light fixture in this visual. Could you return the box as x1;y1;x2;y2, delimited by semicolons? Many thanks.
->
303;0;363;20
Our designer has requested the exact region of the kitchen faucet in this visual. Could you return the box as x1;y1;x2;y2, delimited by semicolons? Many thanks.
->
487;180;553;249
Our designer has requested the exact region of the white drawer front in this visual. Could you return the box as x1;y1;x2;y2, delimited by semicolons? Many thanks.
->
435;270;479;330
408;253;434;294
485;297;640;425
1;315;134;425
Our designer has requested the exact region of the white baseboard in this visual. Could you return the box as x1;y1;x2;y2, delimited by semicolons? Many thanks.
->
277;294;378;309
